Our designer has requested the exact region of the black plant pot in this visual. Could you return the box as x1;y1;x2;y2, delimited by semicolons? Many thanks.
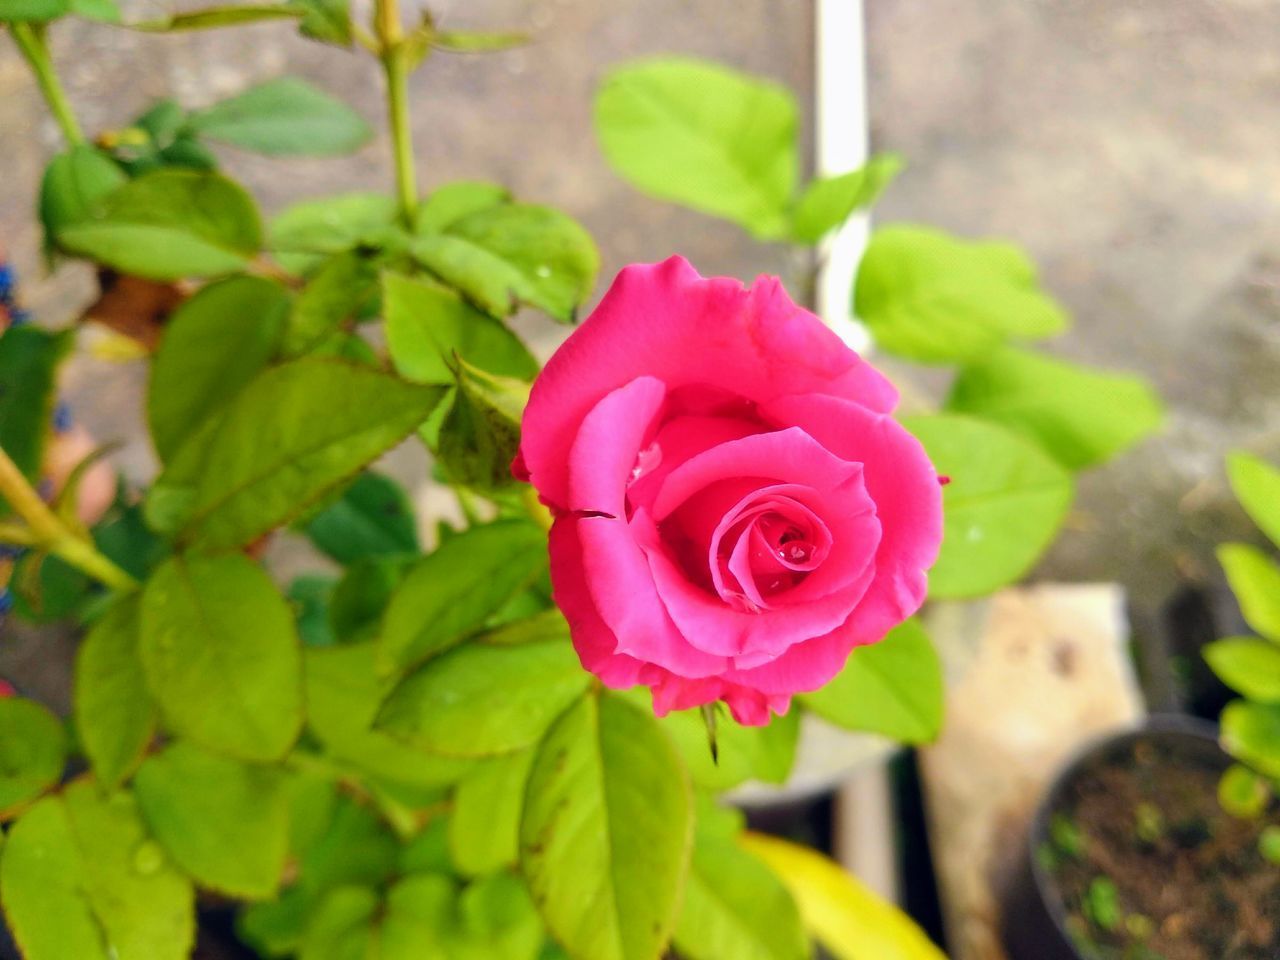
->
999;715;1228;960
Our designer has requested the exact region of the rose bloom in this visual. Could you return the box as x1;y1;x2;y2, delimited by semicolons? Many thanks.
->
516;257;942;726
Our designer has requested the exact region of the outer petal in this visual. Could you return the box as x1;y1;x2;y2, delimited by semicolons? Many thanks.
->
519;256;898;508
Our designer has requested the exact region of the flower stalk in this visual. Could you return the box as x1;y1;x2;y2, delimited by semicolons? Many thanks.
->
372;0;418;226
8;23;84;146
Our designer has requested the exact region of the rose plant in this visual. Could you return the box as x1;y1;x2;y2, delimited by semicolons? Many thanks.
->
0;9;1162;960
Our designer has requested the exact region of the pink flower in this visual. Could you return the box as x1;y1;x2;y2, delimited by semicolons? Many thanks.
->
516;257;942;725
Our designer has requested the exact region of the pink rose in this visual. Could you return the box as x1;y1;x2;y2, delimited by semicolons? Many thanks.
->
516;257;942;725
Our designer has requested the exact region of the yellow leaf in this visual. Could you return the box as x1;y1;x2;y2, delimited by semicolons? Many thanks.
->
740;832;948;960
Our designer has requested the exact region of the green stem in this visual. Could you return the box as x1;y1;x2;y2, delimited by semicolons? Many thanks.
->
0;444;137;592
373;0;417;226
9;23;85;146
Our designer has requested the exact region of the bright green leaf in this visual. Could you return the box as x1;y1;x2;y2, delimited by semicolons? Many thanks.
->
800;619;943;744
57;169;262;280
431;29;528;52
269;191;396;258
645;700;799;792
741;832;946;960
674;822;807;960
946;347;1163;469
0;697;66;819
1219;763;1271;819
856;225;1069;363
289;0;349;44
73;596;156;787
377;520;547;669
190;78;371;156
149;358;444;549
134;740;290;898
378;640;590;757
147;275;290;462
1205;637;1280;701
0;327;72;511
304;642;473;787
415;181;509;233
0;0;65;20
521;692;692;960
39;145;126;253
1218;543;1280;642
411;203;599;324
595;57;797;238
383;271;537;384
68;0;119;21
790;153;902;244
1221;700;1280;779
1227;451;1280;550
130;4;300;31
139;553;303;760
905;414;1074;598
437;359;528;492
302;470;418;565
448;747;535;876
284;251;377;356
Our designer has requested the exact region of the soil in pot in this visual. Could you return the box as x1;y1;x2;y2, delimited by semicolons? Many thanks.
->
1039;734;1280;960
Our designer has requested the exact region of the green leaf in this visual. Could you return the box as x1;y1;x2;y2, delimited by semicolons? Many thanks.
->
269;191;397;257
411;203;599;323
0;326;72;508
856;225;1069;363
431;29;528;52
1205;637;1280;702
378;640;590;758
148;358;444;549
945;347;1163;469
1227;451;1280;550
800;619;943;744
644;701;799;792
140;553;303;760
437;359;528;492
73;596;156;787
1219;544;1280;642
0;0;66;21
521;692;692;960
594;57;797;239
448;747;535;876
790;153;902;244
383;271;537;384
57;169;262;280
190;78;372;156
302;470;418;564
134;740;289;898
740;833;946;960
147;275;290;462
67;0;119;21
0;783;194;960
904;414;1074;599
674;822;807;960
377;520;548;670
304;642;473;787
0;697;66;819
1222;700;1280;779
130;4;300;31
415;181;509;233
284;251;378;356
1218;763;1271;819
289;575;338;647
326;554;412;642
289;0;350;44
38;146;126;253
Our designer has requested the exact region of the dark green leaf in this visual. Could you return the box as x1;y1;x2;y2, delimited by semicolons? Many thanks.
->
0;697;66;819
946;347;1163;469
0;326;72;510
1228;451;1280;550
437;359;528;492
790;153;902;244
147;275;290;462
521;692;692;960
289;574;338;647
73;596;156;786
302;470;418;564
856;225;1069;363
57;169;262;280
134;740;290;899
377;520;547;669
148;358;444;549
800;619;943;743
284;251;378;356
904;414;1074;598
411;204;599;323
377;640;591;757
130;4;300;31
328;554;413;642
383;271;537;384
0;783;194;960
190;78;372;156
139;553;303;760
289;0;349;44
594;57;797;238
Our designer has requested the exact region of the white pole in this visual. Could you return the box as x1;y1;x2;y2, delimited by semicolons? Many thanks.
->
815;0;873;354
